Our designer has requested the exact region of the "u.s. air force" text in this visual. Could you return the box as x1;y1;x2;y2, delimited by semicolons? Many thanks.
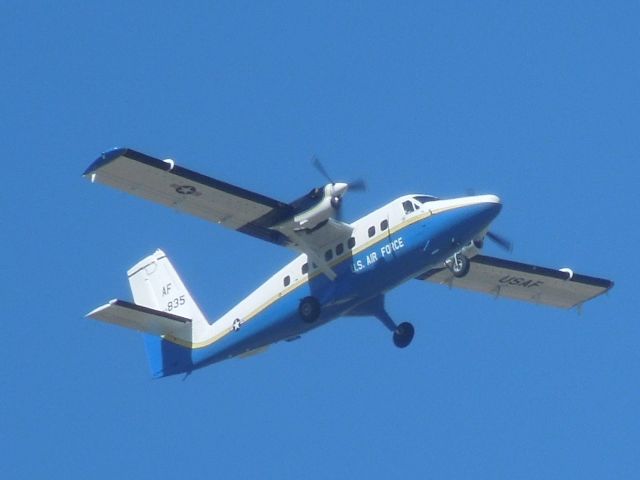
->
351;237;405;272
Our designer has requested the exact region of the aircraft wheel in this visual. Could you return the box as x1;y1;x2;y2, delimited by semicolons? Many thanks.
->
299;296;321;323
393;322;414;348
449;253;470;278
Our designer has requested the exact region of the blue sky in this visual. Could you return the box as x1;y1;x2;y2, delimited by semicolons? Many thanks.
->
2;1;638;478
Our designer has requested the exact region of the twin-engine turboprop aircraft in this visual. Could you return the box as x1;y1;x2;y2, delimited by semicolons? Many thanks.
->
84;148;613;378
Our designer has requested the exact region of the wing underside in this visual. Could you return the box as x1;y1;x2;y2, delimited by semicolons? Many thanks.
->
87;299;192;337
85;148;356;279
418;255;613;308
84;148;293;246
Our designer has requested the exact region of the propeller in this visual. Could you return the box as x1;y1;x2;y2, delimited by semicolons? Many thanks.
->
310;156;367;222
312;156;367;193
312;156;334;185
486;231;513;252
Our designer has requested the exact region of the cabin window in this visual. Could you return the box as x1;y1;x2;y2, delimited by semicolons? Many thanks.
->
301;263;309;275
325;249;333;261
380;219;389;231
403;200;414;214
283;275;290;287
368;226;375;238
348;237;356;249
336;243;344;256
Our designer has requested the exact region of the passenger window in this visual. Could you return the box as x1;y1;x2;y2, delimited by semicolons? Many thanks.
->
283;275;290;287
348;237;356;249
325;249;333;261
336;243;344;256
403;200;414;214
301;263;309;275
380;219;389;231
368;226;375;238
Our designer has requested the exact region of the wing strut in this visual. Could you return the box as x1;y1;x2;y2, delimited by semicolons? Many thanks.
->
290;231;337;280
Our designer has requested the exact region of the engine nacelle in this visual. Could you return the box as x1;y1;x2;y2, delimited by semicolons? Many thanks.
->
291;184;338;230
274;183;348;233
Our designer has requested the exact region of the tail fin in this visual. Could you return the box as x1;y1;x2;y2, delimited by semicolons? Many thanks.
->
127;249;207;327
127;249;208;377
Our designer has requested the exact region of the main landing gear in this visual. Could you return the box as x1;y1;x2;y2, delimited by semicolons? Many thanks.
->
375;309;415;349
393;322;415;348
299;296;321;323
300;294;415;348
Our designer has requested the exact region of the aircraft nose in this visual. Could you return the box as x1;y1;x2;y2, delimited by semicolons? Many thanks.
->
471;194;502;222
484;194;501;205
486;195;501;217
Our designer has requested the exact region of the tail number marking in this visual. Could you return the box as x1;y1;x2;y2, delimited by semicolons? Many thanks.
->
166;295;186;312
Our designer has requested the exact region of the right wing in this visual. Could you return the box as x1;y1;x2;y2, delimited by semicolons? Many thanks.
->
417;255;613;309
84;148;355;279
84;148;294;246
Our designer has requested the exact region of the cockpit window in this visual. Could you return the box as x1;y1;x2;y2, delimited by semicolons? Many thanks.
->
414;195;439;204
402;200;414;214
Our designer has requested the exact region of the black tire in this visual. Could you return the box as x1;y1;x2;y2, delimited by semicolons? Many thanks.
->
393;322;415;348
450;254;470;278
299;296;321;323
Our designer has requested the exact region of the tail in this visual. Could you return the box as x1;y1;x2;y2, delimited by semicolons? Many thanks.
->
127;249;208;377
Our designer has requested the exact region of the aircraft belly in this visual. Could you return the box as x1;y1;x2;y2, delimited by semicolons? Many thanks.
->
189;286;314;368
187;203;499;372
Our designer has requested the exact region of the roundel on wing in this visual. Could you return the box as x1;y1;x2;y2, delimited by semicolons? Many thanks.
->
175;185;197;195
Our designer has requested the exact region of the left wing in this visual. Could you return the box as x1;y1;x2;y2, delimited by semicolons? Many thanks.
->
418;255;613;308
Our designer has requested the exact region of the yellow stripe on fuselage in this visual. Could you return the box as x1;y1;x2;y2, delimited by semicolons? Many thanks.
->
165;204;462;349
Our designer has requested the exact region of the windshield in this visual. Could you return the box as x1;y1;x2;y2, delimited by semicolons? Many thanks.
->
413;195;439;203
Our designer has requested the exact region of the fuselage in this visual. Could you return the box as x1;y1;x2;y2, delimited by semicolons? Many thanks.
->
154;194;502;376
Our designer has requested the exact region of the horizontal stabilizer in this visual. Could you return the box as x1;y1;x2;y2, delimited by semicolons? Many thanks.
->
86;299;192;337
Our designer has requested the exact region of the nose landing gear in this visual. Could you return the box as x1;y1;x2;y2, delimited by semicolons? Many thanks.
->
446;252;470;278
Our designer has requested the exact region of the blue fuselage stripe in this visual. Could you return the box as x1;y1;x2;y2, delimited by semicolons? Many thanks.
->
154;202;500;376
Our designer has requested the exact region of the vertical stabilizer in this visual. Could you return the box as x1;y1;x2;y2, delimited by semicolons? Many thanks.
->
127;249;208;331
127;249;207;377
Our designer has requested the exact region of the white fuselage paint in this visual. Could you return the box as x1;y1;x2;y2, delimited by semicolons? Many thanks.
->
186;194;499;348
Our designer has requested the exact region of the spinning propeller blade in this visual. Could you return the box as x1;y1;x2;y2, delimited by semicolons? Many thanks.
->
486;231;513;252
348;178;367;192
312;156;367;192
312;156;335;185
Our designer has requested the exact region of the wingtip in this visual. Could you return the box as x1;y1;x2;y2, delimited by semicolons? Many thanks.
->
82;147;130;177
85;299;118;318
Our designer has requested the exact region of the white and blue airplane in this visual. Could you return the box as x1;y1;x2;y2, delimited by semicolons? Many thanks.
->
84;148;613;378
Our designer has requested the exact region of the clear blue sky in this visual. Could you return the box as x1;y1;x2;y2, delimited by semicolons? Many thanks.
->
2;2;638;478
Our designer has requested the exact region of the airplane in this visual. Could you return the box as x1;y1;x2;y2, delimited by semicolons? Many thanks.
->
84;148;614;378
